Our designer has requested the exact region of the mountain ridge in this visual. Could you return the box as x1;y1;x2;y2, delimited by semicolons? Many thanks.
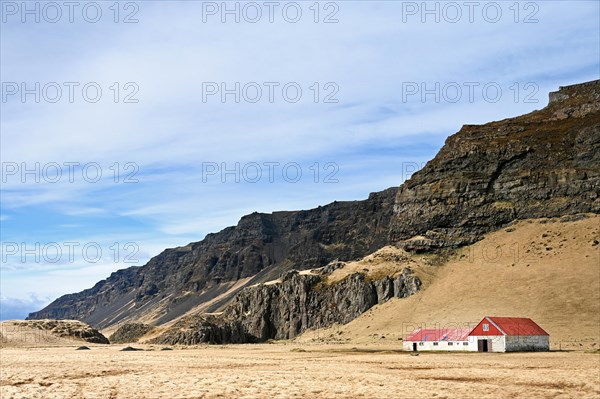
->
28;188;398;327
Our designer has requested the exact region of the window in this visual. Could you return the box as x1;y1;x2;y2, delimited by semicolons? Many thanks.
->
483;323;489;331
433;342;439;346
419;342;424;346
463;342;469;346
448;342;454;346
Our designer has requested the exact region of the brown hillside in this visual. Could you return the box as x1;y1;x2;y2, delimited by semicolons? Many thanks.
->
297;214;600;348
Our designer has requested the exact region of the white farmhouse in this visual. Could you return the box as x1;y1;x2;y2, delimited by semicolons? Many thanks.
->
403;316;550;352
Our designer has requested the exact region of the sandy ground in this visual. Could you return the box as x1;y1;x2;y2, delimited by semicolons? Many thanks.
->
1;344;599;399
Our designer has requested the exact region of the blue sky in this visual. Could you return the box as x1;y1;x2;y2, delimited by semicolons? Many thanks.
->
1;0;599;320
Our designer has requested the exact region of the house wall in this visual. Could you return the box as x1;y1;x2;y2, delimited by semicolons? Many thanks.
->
469;335;506;352
403;341;473;351
504;335;549;352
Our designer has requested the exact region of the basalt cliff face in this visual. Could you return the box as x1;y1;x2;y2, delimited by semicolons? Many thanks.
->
150;267;421;345
28;81;600;340
391;80;600;250
225;267;421;341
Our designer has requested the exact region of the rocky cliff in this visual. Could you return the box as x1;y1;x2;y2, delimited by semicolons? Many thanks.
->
28;80;600;335
150;267;421;345
225;268;421;341
390;80;600;249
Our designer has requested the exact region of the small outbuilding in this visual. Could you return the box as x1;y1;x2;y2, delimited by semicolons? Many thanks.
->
468;316;549;352
403;316;549;352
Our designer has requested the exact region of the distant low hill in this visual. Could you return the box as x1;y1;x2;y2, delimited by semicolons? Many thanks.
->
0;320;109;347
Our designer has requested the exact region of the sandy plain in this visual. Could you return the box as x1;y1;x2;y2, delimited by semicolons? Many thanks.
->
1;343;599;399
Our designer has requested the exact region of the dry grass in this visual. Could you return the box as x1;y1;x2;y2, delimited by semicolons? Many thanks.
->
325;246;439;285
0;344;598;399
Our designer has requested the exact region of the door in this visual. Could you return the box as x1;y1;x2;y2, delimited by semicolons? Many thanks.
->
478;339;489;352
412;343;417;351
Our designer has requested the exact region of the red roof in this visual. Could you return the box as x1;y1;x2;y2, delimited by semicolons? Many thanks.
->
470;317;549;337
405;328;472;342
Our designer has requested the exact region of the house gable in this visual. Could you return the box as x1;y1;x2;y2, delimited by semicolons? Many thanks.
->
469;317;505;336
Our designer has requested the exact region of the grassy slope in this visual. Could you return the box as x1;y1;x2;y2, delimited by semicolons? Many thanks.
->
297;214;600;347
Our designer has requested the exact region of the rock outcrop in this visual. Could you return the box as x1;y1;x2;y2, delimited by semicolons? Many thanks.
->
150;268;421;344
149;316;250;345
109;323;155;343
227;268;420;341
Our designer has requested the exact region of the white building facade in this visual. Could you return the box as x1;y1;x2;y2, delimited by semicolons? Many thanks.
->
404;317;550;352
403;328;474;352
